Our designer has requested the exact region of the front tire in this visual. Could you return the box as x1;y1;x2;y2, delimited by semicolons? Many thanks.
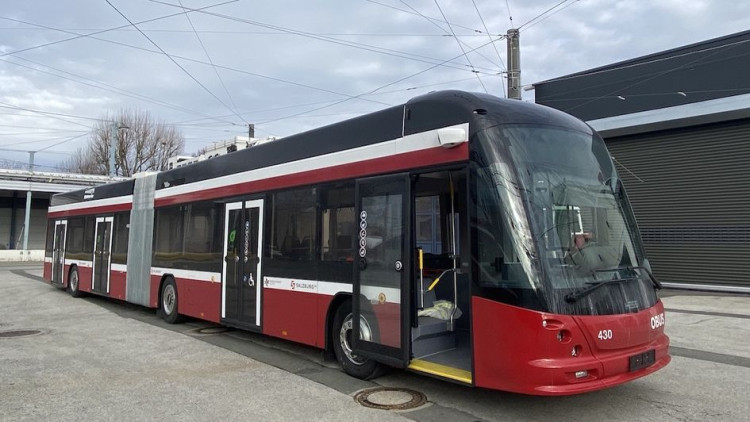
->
332;300;382;380
160;277;184;324
67;266;83;298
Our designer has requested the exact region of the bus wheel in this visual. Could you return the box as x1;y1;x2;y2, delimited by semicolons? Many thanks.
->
332;300;382;380
67;266;83;298
160;277;184;324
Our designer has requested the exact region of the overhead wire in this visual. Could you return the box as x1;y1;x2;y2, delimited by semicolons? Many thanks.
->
0;27;492;37
1;16;395;109
397;0;504;71
255;36;503;129
565;39;750;113
518;0;570;31
469;0;507;96
0;101;104;124
522;0;580;32
505;0;514;27
364;0;494;35
0;0;238;58
176;0;244;123
1;54;238;125
150;0;500;74
432;0;488;93
104;0;247;125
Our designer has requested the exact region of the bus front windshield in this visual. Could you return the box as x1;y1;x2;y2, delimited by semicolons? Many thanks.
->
473;124;657;315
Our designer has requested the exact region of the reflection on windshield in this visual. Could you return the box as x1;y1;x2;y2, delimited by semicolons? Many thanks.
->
473;124;658;315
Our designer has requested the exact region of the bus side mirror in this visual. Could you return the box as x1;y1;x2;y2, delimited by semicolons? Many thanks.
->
437;127;467;148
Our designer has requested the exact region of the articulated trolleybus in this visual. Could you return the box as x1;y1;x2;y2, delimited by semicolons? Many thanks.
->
44;91;669;395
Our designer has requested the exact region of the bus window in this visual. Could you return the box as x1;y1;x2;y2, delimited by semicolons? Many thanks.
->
265;187;317;279
320;184;355;282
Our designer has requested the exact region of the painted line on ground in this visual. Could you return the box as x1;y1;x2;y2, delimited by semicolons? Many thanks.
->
669;346;750;369
665;308;750;320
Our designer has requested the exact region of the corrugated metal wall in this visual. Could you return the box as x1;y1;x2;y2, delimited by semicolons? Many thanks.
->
605;119;750;287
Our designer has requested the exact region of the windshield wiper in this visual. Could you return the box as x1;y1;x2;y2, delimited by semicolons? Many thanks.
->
596;265;662;290
564;265;662;303
564;276;636;303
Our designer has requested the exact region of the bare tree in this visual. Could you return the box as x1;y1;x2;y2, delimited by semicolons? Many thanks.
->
61;108;184;176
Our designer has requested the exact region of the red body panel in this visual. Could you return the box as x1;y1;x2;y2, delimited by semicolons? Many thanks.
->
370;302;401;348
109;269;127;300
263;288;320;347
177;278;221;323
77;266;93;293
43;261;51;280
150;275;161;308
47;203;132;219
472;297;670;395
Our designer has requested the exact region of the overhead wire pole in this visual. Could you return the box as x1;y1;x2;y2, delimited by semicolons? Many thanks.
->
506;28;521;100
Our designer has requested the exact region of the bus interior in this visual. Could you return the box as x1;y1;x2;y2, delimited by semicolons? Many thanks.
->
411;169;472;381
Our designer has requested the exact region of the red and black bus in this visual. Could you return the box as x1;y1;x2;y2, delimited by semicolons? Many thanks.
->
44;91;670;395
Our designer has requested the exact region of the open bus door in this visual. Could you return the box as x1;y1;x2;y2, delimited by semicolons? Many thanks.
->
352;174;411;368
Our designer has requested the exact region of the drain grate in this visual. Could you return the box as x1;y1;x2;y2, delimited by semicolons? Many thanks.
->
191;326;231;335
0;329;43;338
354;387;427;411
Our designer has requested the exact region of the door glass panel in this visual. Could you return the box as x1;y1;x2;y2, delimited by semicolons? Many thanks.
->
224;208;242;320
52;224;66;283
93;220;111;293
241;207;260;323
358;188;404;349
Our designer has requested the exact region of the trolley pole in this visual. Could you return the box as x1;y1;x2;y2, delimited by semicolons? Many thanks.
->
507;28;521;100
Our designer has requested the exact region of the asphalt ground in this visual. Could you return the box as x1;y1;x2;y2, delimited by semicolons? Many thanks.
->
2;262;749;421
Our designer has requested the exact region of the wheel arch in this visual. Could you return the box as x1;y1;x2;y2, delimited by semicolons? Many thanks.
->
324;292;353;357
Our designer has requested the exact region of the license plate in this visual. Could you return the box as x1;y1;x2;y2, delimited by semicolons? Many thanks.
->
629;349;656;371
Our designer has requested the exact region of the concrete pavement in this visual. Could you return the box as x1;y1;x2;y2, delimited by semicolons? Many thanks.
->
2;262;749;422
0;264;408;422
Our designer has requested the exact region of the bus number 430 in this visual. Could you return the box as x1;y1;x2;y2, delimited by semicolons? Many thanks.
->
598;329;613;340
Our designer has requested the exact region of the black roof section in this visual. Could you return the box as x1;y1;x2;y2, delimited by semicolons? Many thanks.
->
52;90;589;206
533;30;750;121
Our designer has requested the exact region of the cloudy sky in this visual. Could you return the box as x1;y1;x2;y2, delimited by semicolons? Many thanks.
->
1;0;749;171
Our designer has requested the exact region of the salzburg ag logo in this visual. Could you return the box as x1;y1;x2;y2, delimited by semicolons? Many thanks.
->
291;280;295;290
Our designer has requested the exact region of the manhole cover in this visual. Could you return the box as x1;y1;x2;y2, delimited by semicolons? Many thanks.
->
0;329;43;338
354;387;427;410
194;326;231;335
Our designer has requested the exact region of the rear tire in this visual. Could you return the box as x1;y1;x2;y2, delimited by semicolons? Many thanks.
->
332;300;382;380
160;277;184;324
67;267;83;298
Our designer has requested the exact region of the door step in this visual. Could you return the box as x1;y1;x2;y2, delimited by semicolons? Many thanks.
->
412;316;455;358
408;359;472;384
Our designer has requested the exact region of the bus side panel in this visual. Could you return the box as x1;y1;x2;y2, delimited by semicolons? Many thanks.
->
175;277;221;323
77;265;93;293
43;260;52;281
263;288;318;347
316;295;335;348
149;274;161;308
109;269;127;300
